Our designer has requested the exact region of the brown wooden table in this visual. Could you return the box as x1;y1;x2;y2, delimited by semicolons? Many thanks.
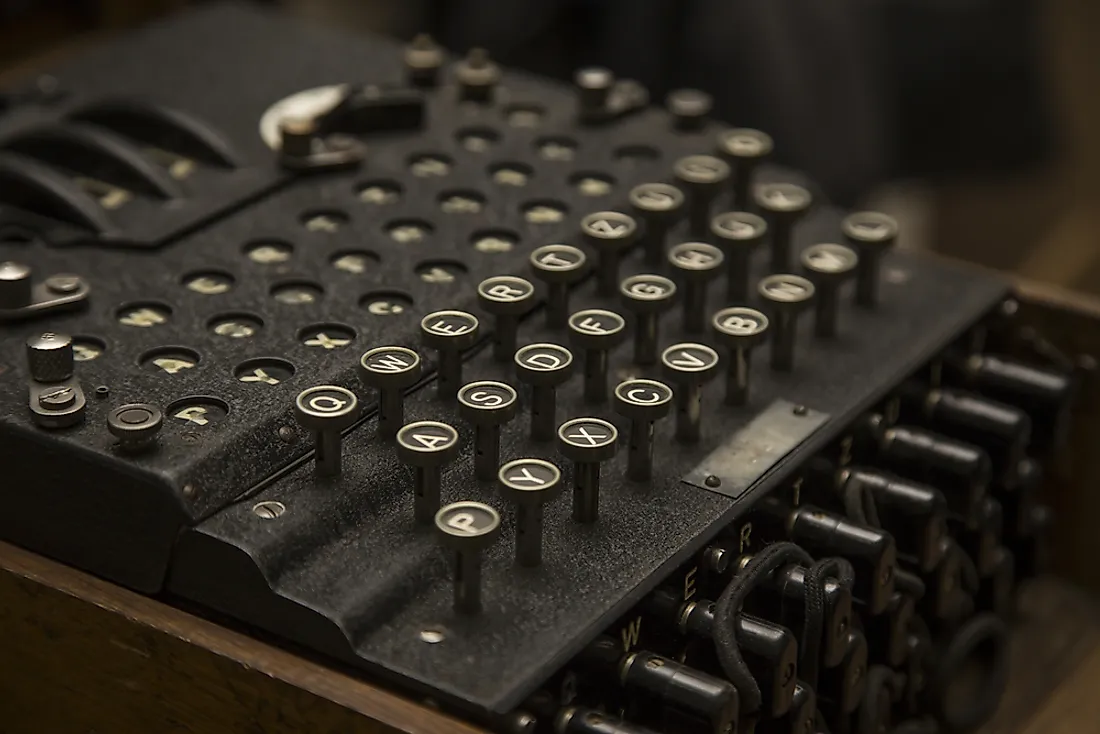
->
2;539;1099;734
0;541;481;734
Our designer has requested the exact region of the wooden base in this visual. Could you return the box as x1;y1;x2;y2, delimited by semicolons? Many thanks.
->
2;539;1099;734
0;541;481;734
980;577;1100;734
1013;277;1100;591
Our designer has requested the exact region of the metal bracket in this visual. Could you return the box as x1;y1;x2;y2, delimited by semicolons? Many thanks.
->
279;134;367;173
0;272;90;323
683;400;829;499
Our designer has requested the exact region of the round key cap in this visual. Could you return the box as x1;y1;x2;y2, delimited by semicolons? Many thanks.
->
841;211;899;308
758;274;815;372
575;67;615;122
358;346;422;438
613;379;674;481
673;155;731;239
294;385;360;477
421;310;479;399
397;420;461;523
278;117;317;158
558;417;618;523
455;48;501;103
458;380;519;480
107;403;163;453
499;458;563;566
711;307;770;405
661;343;721;443
668;242;724;334
716;128;774;211
629;182;686;266
435;501;501;613
568;308;627;403
801;243;858;338
404;34;443;88
580;211;639;296
710;212;768;302
755;183;813;273
529;244;587;328
515;343;574;441
620;274;677;365
26;331;74;383
0;261;32;310
477;275;536;361
667;88;712;132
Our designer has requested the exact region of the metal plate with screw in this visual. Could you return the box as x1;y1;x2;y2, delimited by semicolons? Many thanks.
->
419;628;446;644
252;501;287;519
683;400;828;499
0;273;91;323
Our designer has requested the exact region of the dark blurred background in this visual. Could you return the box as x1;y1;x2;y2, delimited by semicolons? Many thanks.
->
2;0;1098;293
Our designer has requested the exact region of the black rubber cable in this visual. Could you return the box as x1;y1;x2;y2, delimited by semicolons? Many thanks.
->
858;665;904;734
929;613;1010;733
842;473;881;528
802;556;856;688
712;542;813;712
890;717;939;734
895;568;927;600
957;545;981;595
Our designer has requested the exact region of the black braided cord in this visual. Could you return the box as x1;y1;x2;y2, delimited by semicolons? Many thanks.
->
802;556;856;688
858;665;905;734
712;542;814;713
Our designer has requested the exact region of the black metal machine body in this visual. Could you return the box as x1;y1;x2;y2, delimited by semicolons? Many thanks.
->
0;5;1073;733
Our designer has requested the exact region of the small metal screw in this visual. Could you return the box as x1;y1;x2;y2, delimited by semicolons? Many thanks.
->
45;274;82;294
419;628;446;643
252;501;286;519
39;386;76;409
704;475;721;488
793;405;808;416
95;385;110;399
277;426;296;443
180;432;200;445
182;483;198;499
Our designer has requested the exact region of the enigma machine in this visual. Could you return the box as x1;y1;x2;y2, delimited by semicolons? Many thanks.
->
0;5;1082;734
